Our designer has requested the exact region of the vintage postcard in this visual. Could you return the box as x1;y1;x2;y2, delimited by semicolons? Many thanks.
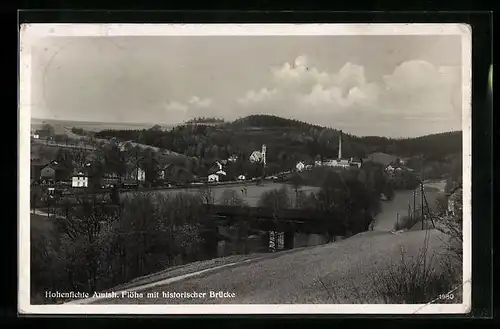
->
18;23;472;314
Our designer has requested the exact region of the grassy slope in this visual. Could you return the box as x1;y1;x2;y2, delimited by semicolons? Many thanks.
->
92;229;449;304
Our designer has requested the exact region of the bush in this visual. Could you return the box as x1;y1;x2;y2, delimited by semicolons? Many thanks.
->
436;188;463;264
370;232;460;304
219;189;247;207
257;185;292;211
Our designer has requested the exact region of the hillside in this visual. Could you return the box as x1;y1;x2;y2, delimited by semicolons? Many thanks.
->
228;114;328;132
228;114;461;158
89;114;462;180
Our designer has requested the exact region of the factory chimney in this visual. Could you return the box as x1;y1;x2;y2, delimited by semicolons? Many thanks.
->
338;130;342;160
261;144;267;167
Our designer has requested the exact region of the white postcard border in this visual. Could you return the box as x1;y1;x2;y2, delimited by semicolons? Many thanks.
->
18;23;473;315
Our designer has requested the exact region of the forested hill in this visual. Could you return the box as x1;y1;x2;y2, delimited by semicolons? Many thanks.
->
357;131;462;160
228;115;327;132
227;115;461;159
94;114;462;178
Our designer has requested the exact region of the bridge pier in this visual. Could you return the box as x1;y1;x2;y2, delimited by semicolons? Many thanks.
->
284;230;295;250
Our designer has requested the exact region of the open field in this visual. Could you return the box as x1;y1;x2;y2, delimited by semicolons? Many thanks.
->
121;182;320;207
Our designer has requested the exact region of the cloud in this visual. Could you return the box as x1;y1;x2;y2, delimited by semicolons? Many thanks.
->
241;56;381;115
233;55;462;135
237;88;278;105
380;60;462;115
162;101;188;123
162;96;215;122
188;96;213;108
301;82;380;108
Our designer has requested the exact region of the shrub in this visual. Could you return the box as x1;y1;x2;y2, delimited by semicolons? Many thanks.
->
436;188;463;263
370;231;460;304
258;185;292;211
219;189;247;207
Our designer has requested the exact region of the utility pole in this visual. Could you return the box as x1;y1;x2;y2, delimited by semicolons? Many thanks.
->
421;181;425;230
413;190;416;222
396;212;399;229
261;144;267;180
135;147;140;189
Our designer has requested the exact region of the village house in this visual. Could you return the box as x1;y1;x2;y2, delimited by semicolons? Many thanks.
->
33;129;51;140
30;145;60;180
124;164;146;183
208;174;220;182
157;163;174;181
447;187;463;216
295;161;305;172
71;167;90;188
39;160;70;184
156;154;193;185
101;172;120;188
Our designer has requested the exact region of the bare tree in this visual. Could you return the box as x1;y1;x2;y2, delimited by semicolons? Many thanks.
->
289;172;304;208
219;189;247;207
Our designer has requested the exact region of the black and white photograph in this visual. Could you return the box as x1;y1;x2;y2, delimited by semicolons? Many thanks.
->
19;23;471;314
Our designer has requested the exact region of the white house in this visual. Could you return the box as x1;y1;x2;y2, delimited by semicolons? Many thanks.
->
208;174;219;182
323;159;350;168
228;155;238;163
72;171;89;188
296;161;305;172
249;150;263;163
314;160;322;166
237;175;246;180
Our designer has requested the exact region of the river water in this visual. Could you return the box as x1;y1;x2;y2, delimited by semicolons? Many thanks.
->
373;180;446;231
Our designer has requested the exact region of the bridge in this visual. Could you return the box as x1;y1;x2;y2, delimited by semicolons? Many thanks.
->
201;204;345;235
200;204;348;252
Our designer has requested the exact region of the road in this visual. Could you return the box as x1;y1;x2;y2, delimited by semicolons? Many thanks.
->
31;139;96;151
73;228;447;305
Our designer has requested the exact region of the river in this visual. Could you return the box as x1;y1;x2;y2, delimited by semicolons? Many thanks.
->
373;180;446;231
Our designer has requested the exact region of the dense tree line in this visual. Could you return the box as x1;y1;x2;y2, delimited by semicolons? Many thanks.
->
186;117;225;124
31;191;217;304
258;168;384;238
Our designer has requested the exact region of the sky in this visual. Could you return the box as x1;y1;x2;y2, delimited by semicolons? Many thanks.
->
29;35;463;137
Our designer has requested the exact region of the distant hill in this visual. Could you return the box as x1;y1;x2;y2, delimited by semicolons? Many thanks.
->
227;114;461;160
358;131;462;160
31;118;173;132
228;115;328;132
